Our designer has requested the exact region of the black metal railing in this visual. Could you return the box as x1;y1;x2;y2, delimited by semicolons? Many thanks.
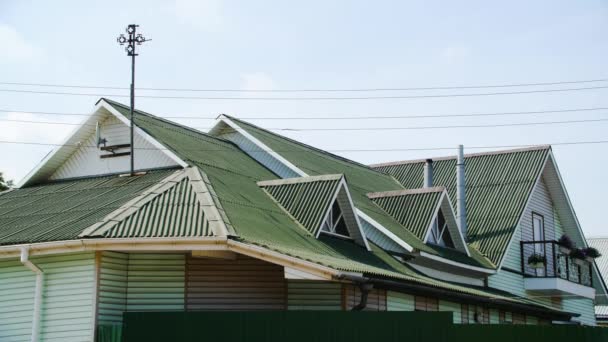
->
520;240;592;287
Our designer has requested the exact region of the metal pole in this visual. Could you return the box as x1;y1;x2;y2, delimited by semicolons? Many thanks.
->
130;44;135;176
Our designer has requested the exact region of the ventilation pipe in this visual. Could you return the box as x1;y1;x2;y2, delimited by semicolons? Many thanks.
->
20;247;43;342
456;145;467;239
423;159;434;188
352;283;374;311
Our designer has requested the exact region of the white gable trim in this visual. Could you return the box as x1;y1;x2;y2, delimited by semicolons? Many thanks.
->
18;101;188;187
356;209;413;252
315;177;371;251
422;191;470;256
212;116;307;177
99;100;188;168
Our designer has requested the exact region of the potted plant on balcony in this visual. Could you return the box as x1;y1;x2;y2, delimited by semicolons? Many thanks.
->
557;234;574;254
527;253;547;269
570;248;587;266
581;247;601;263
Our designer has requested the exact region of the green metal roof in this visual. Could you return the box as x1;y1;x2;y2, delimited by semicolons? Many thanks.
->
103;177;214;238
215;115;492;268
258;175;343;236
372;147;550;265
369;188;443;241
0;169;176;245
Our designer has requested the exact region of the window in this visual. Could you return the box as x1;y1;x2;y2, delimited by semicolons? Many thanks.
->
415;296;438;312
461;304;469;324
321;201;350;237
428;210;455;248
499;310;512;324
532;212;545;276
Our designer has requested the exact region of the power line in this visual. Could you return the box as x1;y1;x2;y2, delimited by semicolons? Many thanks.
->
2;117;608;131
1;85;607;100
2;106;608;120
1;78;608;92
0;139;607;152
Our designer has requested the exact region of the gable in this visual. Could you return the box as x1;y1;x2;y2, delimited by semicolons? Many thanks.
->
258;175;369;249
372;146;550;265
369;188;468;254
19;102;187;187
50;115;179;180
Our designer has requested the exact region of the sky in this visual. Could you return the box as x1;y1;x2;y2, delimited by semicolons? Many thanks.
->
0;0;607;237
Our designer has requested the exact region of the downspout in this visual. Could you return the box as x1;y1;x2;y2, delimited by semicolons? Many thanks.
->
20;247;43;342
352;282;374;311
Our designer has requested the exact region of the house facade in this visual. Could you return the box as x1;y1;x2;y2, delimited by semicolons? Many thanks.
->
0;98;605;342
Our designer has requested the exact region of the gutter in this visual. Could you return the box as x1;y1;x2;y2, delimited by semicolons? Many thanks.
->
338;274;577;321
20;247;43;342
352;283;374;311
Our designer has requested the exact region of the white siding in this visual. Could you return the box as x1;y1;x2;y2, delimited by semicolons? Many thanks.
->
126;254;185;311
97;252;128;326
36;252;96;342
51;116;178;180
360;218;405;253
217;130;300;178
564;298;596;325
0;260;36;342
287;281;342;310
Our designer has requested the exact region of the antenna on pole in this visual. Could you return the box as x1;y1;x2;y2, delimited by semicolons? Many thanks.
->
116;24;149;176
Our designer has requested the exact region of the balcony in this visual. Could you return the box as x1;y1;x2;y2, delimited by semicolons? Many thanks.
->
520;240;596;299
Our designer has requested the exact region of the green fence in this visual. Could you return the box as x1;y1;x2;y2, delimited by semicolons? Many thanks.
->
117;312;608;342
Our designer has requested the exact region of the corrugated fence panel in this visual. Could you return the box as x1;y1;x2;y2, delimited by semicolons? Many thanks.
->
98;252;128;325
0;259;36;342
35;252;96;342
387;291;414;311
127;253;185;311
287;280;342;310
343;285;387;311
186;254;286;311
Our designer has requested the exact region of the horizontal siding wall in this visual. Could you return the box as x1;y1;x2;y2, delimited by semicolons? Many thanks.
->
343;285;387;311
287;281;342;310
0;259;36;342
127;253;185;311
97;252;128;326
186;254;286;311
359;218;405;253
564;298;597;326
387;291;414;311
35;252;96;342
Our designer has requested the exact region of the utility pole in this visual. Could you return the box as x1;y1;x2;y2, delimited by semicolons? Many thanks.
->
117;24;149;176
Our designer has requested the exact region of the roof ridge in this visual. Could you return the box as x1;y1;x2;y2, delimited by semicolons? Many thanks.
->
370;145;552;168
367;186;446;199
222;114;398;179
257;174;343;187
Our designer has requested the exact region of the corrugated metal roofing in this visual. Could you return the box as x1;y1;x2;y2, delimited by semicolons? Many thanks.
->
370;188;442;240
258;175;342;235
104;178;213;238
215;114;492;269
0;169;177;245
372;147;549;265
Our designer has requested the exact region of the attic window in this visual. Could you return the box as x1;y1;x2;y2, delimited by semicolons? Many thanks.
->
321;201;350;237
428;210;455;248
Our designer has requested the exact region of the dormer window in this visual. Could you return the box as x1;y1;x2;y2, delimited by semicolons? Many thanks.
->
428;210;455;248
321;201;350;237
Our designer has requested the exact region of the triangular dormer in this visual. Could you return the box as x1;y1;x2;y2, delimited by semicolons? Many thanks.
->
258;175;370;250
368;187;469;255
18;99;187;186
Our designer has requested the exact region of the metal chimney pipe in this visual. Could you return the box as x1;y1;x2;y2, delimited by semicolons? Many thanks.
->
423;159;434;188
456;145;467;239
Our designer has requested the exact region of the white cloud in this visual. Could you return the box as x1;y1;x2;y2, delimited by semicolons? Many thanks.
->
440;45;470;64
0;25;43;64
174;0;223;31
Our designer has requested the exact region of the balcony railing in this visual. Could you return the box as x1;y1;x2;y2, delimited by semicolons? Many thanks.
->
520;240;593;287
